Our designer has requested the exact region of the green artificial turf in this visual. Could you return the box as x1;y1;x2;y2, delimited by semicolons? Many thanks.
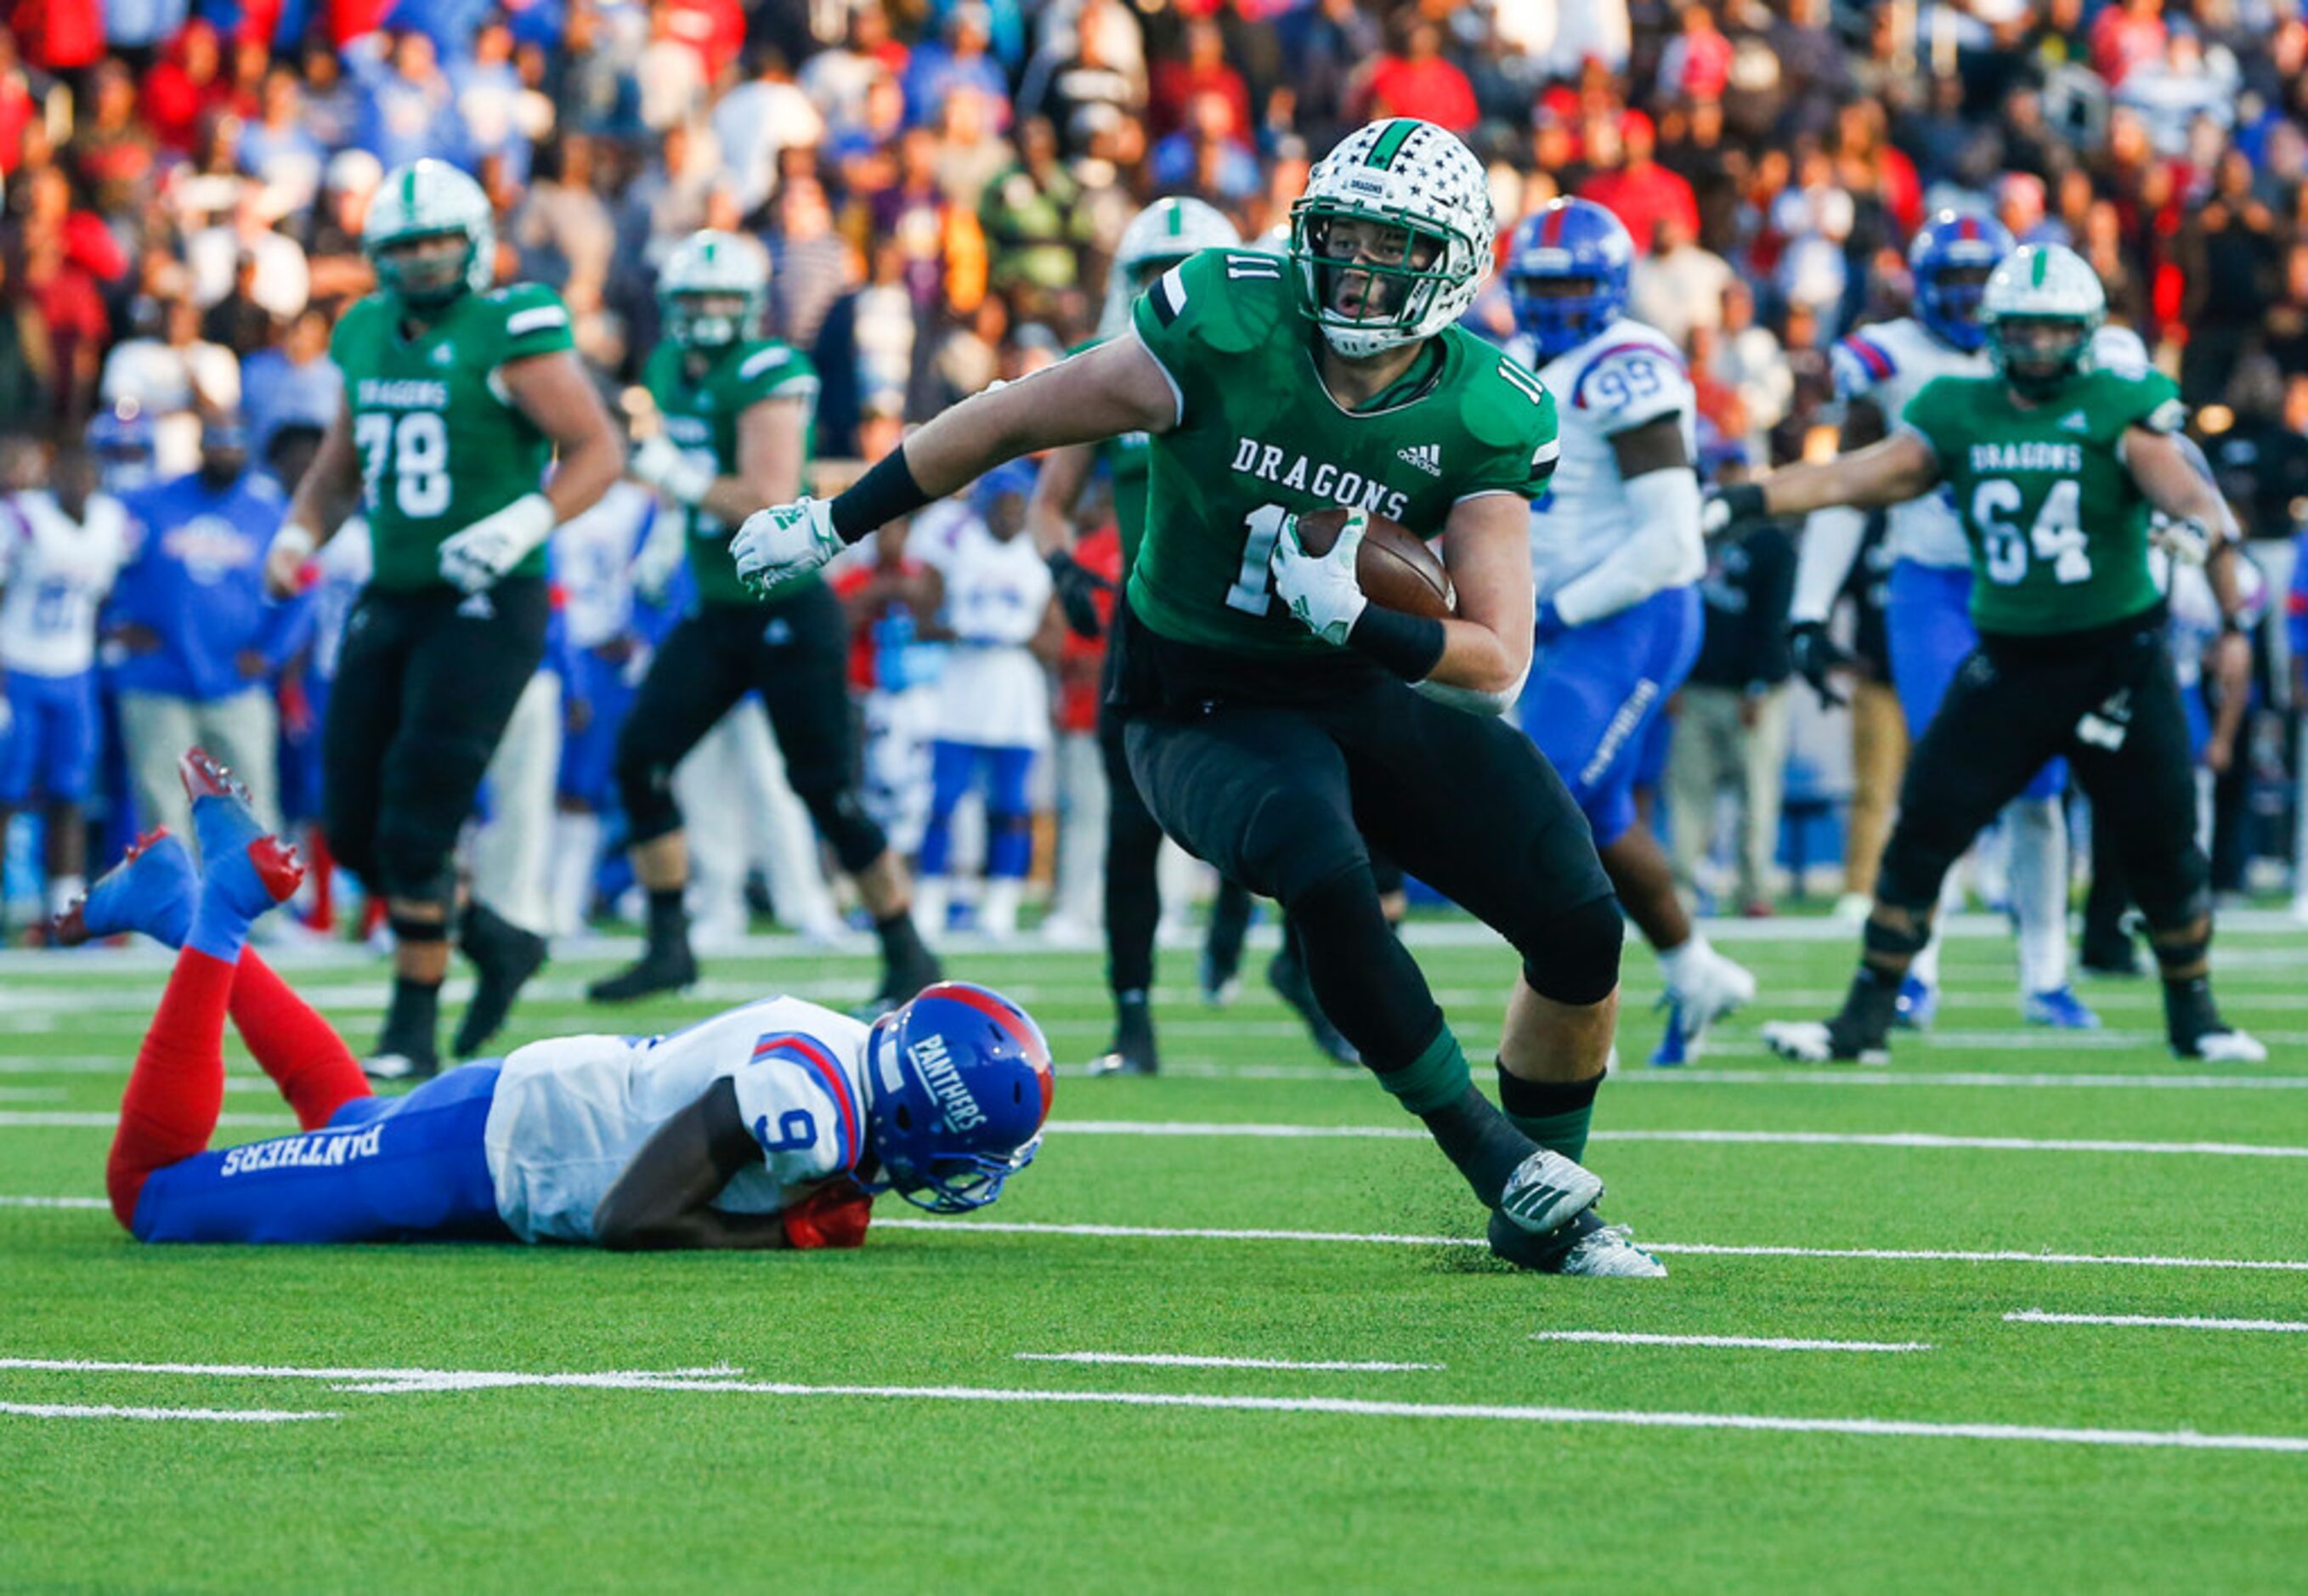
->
4;923;2307;1592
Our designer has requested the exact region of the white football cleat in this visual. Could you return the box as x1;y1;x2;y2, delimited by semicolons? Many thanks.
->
1762;1019;1888;1066
1552;1220;1668;1278
1496;1149;1604;1237
2181;1028;2268;1063
1662;943;1757;1057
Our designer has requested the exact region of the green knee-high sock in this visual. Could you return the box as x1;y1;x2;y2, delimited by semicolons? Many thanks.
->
1373;1031;1536;1206
1496;1061;1604;1162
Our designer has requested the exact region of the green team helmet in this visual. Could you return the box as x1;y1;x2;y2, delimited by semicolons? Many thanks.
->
1288;117;1494;359
658;229;771;352
365;159;495;308
1983;243;2107;400
1098;197;1241;337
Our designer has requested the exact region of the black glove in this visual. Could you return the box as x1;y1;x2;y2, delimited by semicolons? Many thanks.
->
1700;481;1768;537
1787;620;1852;710
1047;548;1112;640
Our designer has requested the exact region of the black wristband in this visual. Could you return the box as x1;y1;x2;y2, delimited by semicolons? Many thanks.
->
1347;604;1447;681
1718;482;1768;524
829;446;932;545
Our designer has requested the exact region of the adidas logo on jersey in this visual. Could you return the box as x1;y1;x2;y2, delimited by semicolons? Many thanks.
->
428;343;455;366
2059;410;2089;432
1397;443;1442;477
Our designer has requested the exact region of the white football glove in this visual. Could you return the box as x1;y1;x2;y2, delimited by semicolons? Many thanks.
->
2152;513;2214;569
733;496;842;595
630;436;715;507
1269;509;1368;647
438;492;556;594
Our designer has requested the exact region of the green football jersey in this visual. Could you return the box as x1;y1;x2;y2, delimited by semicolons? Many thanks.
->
642;337;821;606
1127;248;1558;658
331;282;575;593
1901;366;2186;636
1069;336;1154;573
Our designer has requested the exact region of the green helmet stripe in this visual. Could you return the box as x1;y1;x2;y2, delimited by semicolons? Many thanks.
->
2031;248;2048;288
1165;203;1184;238
1366;119;1415;171
402;164;418;214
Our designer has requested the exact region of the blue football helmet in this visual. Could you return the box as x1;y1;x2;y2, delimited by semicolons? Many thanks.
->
1909;209;2014;354
862;982;1052;1214
87;403;159;493
1506;198;1634;360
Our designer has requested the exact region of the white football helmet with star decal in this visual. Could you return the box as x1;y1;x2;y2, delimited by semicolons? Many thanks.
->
1288;118;1495;359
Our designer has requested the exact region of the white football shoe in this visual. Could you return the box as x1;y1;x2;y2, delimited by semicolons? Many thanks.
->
1761;1018;1889;1066
1662;942;1757;1056
1553;1220;1668;1278
1496;1149;1604;1236
2181;1028;2268;1063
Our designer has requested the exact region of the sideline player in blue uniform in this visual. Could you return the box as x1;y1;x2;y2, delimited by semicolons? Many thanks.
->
1502;199;1756;1061
76;750;1053;1249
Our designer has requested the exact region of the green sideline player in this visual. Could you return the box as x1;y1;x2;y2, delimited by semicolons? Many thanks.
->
1708;243;2265;1065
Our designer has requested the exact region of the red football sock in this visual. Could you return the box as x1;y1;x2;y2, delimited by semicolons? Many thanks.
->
229;950;372;1131
107;948;236;1231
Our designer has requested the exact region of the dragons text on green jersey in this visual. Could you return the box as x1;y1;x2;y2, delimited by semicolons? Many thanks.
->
642;337;821;606
1126;247;1558;658
332;282;574;593
1900;365;2185;636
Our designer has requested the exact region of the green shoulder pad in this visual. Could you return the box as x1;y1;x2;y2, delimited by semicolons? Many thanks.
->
721;339;819;410
2102;366;2185;434
328;293;389;367
1133;247;1291;359
1898;374;1969;450
481;282;576;363
1458;335;1558;452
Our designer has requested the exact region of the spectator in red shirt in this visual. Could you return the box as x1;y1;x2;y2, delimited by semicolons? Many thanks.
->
2092;0;2169;89
140;23;233;157
0;32;44;177
8;0;104;77
1356;18;1478;136
1656;5;1733;105
1149;17;1251;142
1580;110;1699;258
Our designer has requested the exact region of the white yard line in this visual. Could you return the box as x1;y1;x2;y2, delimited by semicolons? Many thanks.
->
0;1401;339;1422
1530;1331;1932;1353
8;1197;2307;1275
1615;1070;2308;1091
876;1218;2308;1272
5;1354;2301;1452
1015;1352;1441;1372
1044;1121;2308;1160
0;1112;295;1129
2005;1310;2308;1334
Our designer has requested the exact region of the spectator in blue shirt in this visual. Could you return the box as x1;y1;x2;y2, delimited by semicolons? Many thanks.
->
241;307;341;461
902;3;1010;132
237;66;329;221
106;415;312;839
452;15;535;186
351;29;468;170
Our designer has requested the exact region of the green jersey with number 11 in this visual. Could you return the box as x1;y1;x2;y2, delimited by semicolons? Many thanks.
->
1126;248;1558;658
1900;365;2185;637
331;282;575;593
642;337;821;606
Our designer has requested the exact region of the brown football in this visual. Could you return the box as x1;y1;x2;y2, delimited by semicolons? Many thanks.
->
1294;507;1457;620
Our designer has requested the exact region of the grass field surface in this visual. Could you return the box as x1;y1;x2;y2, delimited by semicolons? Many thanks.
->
4;916;2306;1592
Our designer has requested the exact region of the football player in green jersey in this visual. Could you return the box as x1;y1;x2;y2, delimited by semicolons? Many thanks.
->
588;229;941;1012
730;119;1666;1277
266;159;625;1079
1025;195;1293;1077
1711;244;2265;1064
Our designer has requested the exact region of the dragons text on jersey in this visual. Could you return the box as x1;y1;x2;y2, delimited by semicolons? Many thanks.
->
1900;365;2183;636
331;284;575;593
1129;247;1557;658
642;337;821;606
